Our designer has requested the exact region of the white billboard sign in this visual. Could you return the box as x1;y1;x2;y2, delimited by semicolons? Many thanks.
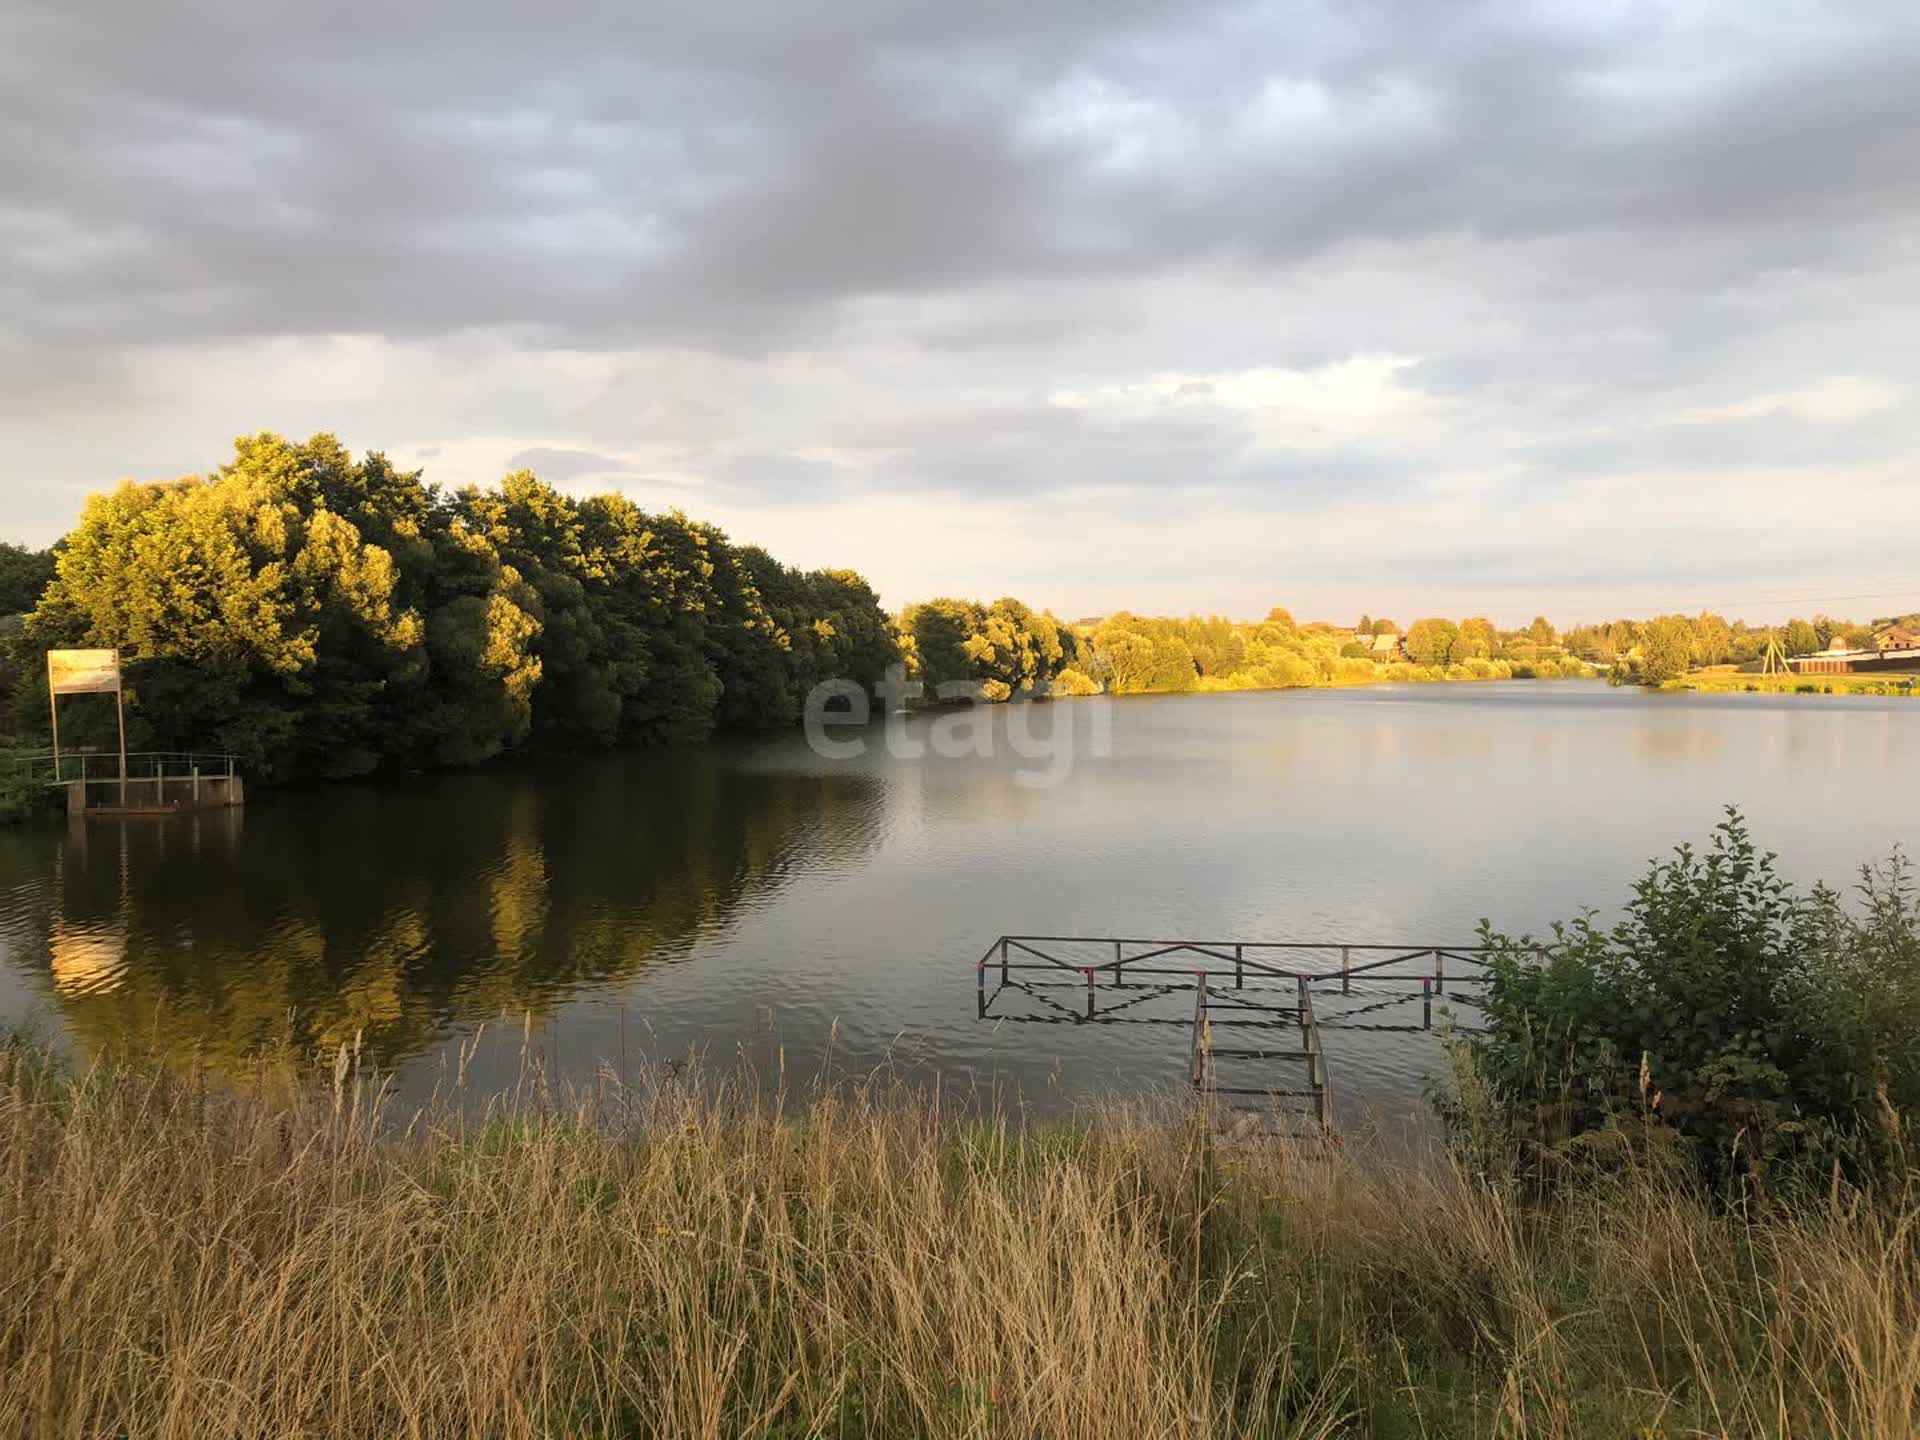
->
47;649;122;696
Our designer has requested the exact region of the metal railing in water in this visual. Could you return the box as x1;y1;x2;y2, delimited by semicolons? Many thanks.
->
974;935;1548;1138
6;749;240;788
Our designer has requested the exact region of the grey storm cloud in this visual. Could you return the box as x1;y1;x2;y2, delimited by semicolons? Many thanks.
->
2;0;1917;616
7;0;1918;373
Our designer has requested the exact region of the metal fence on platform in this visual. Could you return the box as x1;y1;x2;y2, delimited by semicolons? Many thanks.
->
974;934;1547;1138
6;749;243;812
8;749;239;787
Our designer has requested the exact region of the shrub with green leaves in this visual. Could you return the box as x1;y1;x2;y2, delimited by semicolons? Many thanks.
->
1454;809;1920;1190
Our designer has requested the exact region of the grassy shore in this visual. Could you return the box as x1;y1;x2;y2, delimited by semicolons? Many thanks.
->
3;1042;1917;1439
1664;670;1917;697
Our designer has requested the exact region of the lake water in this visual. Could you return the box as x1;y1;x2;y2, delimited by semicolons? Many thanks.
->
1;683;1913;1127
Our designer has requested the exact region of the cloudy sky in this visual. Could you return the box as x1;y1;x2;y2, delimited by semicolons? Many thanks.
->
4;0;1916;625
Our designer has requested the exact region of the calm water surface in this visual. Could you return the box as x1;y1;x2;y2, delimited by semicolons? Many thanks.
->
1;684;1912;1125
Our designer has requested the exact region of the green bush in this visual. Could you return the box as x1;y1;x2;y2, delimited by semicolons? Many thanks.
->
1450;810;1920;1192
1045;666;1101;697
0;768;58;825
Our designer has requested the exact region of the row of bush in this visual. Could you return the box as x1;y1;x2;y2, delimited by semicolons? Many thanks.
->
1445;809;1920;1196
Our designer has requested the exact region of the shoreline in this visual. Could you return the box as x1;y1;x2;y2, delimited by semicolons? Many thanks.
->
1662;671;1918;697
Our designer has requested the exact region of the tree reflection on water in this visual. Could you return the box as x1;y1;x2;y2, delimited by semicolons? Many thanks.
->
4;749;885;1079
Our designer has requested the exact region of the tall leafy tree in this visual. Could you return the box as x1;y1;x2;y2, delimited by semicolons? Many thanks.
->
1453;617;1497;662
1634;615;1695;684
1404;618;1459;667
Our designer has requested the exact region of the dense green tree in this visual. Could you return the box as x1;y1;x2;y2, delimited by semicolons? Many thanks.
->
748;557;895;712
1575;628;1620;671
1403;618;1459;667
896;595;1077;698
0;544;55;617
1689;613;1734;667
1634;615;1695;684
1087;613;1199;693
974;598;1068;693
576;497;715;746
1452;617;1496;662
704;540;793;730
1783;618;1821;657
899;598;984;693
1178;615;1243;677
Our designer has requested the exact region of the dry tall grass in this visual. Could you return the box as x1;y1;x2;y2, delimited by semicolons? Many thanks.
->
2;1039;1916;1438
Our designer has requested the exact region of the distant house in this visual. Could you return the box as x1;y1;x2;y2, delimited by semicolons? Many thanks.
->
1370;632;1405;661
1797;624;1920;675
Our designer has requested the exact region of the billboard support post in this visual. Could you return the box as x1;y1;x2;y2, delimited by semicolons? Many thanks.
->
116;688;127;806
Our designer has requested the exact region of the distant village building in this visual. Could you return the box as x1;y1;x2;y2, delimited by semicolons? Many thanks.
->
1792;624;1920;675
1370;632;1405;661
1796;640;1858;675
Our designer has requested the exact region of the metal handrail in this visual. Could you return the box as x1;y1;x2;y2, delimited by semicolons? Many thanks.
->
976;934;1548;1038
6;749;240;786
980;935;1533;989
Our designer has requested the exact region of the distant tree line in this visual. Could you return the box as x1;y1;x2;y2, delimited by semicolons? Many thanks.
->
1565;612;1909;686
892;604;1592;698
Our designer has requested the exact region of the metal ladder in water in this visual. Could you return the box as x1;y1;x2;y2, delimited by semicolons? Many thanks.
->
1189;972;1333;1140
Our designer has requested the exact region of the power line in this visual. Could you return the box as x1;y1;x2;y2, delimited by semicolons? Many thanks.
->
1671;586;1920;613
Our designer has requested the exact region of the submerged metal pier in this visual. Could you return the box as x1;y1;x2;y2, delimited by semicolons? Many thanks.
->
974;936;1517;1138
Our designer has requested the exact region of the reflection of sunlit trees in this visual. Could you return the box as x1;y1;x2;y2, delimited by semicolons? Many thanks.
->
487;792;550;967
30;758;886;1079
